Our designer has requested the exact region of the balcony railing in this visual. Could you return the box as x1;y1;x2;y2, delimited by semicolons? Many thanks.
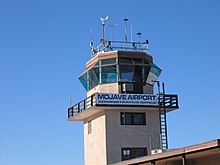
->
91;40;149;57
159;94;179;108
68;94;96;119
67;93;178;119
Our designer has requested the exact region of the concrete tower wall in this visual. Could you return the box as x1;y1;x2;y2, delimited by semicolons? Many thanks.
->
84;111;107;165
105;109;160;164
83;109;160;165
76;51;166;165
87;83;119;97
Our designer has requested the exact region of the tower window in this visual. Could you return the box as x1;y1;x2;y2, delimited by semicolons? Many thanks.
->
101;58;116;65
121;112;146;125
101;65;117;83
121;148;147;161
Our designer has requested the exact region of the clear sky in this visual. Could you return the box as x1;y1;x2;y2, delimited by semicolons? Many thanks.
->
0;0;220;165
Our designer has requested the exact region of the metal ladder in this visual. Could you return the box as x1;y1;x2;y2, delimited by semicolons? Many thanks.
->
158;83;168;150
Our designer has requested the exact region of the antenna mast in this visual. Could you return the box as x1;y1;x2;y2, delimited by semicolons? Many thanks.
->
123;18;128;49
100;16;109;43
108;24;118;41
90;28;94;57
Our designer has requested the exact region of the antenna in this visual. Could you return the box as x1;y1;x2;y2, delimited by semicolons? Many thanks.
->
100;16;109;42
137;32;142;51
146;38;149;53
90;28;94;57
123;18;128;49
108;24;118;41
137;31;142;38
70;97;72;107
90;28;93;43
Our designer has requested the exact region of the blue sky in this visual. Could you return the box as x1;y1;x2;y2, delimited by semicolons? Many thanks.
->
0;0;220;165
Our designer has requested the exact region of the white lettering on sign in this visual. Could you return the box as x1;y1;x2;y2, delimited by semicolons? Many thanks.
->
95;93;158;106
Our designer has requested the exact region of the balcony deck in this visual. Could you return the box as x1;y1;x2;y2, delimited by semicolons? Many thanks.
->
67;93;179;121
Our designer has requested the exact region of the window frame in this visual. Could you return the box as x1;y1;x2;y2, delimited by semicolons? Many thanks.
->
120;112;146;125
121;148;147;161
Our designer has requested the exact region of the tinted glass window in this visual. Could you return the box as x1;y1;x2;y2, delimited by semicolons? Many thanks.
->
143;59;150;65
119;65;144;82
122;149;131;161
101;65;117;83
133;113;146;125
121;148;147;161
119;58;143;64
121;112;146;125
134;148;147;158
143;66;150;82
94;61;100;66
101;58;116;65
133;58;142;64
119;65;134;82
133;65;143;82
119;58;133;64
146;65;162;85
79;73;88;91
88;68;99;89
121;113;132;125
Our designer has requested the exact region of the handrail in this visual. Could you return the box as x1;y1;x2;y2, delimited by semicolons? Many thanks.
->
68;94;178;119
159;94;178;108
68;94;96;119
91;40;149;58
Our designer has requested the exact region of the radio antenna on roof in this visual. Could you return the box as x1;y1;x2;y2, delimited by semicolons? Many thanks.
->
146;35;149;53
90;28;94;57
108;24;118;41
100;16;109;43
123;18;128;49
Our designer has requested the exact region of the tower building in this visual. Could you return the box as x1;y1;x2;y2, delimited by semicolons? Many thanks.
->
68;18;179;165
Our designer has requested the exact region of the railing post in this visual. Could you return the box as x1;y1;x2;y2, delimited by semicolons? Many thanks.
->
91;95;93;106
84;100;86;110
78;103;80;113
176;95;179;107
71;107;73;117
182;154;187;165
68;108;70;118
68;107;73;118
170;96;172;107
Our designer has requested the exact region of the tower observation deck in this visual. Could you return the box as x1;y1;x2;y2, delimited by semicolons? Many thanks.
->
67;18;179;165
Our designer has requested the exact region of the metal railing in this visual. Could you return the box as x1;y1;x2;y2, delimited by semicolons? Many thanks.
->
67;94;178;119
91;40;149;58
68;94;96;119
160;94;178;108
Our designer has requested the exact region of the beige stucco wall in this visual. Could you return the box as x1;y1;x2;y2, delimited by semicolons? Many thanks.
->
143;84;153;94
83;108;160;165
84;111;107;165
85;78;158;164
87;83;119;97
105;109;160;164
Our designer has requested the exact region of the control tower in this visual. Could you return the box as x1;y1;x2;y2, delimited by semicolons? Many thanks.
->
68;18;179;165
